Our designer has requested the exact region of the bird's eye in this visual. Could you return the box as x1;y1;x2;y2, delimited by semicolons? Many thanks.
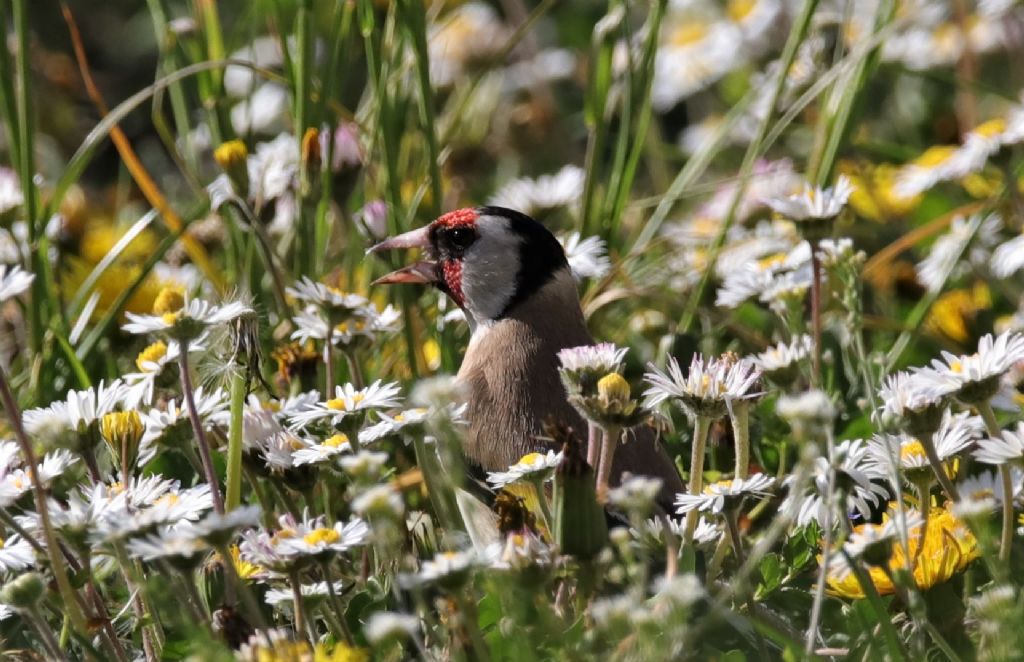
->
445;227;477;252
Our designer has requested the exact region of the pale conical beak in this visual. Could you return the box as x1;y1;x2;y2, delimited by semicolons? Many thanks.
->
368;225;438;285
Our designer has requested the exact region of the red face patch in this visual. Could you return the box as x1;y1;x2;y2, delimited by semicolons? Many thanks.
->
442;260;465;307
434;207;478;229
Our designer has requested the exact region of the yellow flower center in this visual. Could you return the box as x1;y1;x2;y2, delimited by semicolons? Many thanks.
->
758;253;787;270
670;21;708;47
154;493;180;508
900;440;928;463
518;452;544;467
303;528;340;546
324;434;349;448
101;410;144;448
727;0;757;22
152;287;185;316
161;311;182;326
972;117;1006;139
326;393;364;411
705;479;734;494
913;145;957;169
213;140;248;170
950;360;963;374
136;340;168;371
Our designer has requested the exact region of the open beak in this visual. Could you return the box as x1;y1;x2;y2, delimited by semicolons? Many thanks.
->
367;226;438;286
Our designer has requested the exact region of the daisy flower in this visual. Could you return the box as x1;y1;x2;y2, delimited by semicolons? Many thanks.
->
751;335;812;385
0;167;23;216
22;379;126;437
427;2;507;87
338;451;391;482
122;298;252;337
364;612;420;645
486;450;563;489
915;213;1002;293
0;535;36;575
763;175;853;222
560;232;611;281
485;530;555;571
785;439;890;527
652;12;743;110
557;343;628;387
239;511;368;569
896;145;983;197
641;516;721;548
189;505;262;547
286;277;368;312
915;330;1024;404
138;386;228;461
357;406;464;445
867;410;984;483
0;264;33;302
644;353;761;419
674;474;775;516
264;581;345;609
877;370;948;425
400;549;479;589
488;165;585;218
607;475;664;516
289;302;401;347
128;526;211;568
291;433;352;466
0;443;78;509
975;421;1024;466
286;380;403;429
351;484;405;521
953;469;1023;519
121;340;188;408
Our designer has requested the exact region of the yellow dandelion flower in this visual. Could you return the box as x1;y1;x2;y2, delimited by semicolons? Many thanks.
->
79;221;159;265
925;282;991;344
825;506;978;599
313;643;370;662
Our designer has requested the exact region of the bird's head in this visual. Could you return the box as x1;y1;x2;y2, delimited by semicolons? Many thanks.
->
368;206;569;325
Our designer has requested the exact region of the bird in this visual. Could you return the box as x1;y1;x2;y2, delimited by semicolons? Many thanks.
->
368;205;684;507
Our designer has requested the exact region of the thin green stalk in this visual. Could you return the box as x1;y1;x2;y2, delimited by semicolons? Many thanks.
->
977;401;1014;564
729;402;751;479
320;562;355;645
595;425;622;498
920;430;960;503
806;430;837;655
226;362;247;511
399;0;443;218
179;349;225;514
684;416;712;542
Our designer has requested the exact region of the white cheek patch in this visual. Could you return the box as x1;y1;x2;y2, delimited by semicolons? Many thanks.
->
461;216;522;323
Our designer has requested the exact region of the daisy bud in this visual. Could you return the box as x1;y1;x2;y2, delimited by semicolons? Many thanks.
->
777;389;835;443
0;572;44;610
136;340;168;373
100;410;144;469
552;431;608;560
597;372;631;407
213;140;250;199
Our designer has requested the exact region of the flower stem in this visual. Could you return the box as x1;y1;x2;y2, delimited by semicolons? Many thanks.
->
531;477;554;533
178;349;225;514
684;417;712;543
226;362;246;511
321;562;355;645
0;364;89;637
729;401;751;479
586;421;601;470
595;425;621;500
809;241;823;385
806;432;836;655
724;508;746;567
977;400;1013;563
324;323;335;396
920;430;960;503
290;570;310;641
